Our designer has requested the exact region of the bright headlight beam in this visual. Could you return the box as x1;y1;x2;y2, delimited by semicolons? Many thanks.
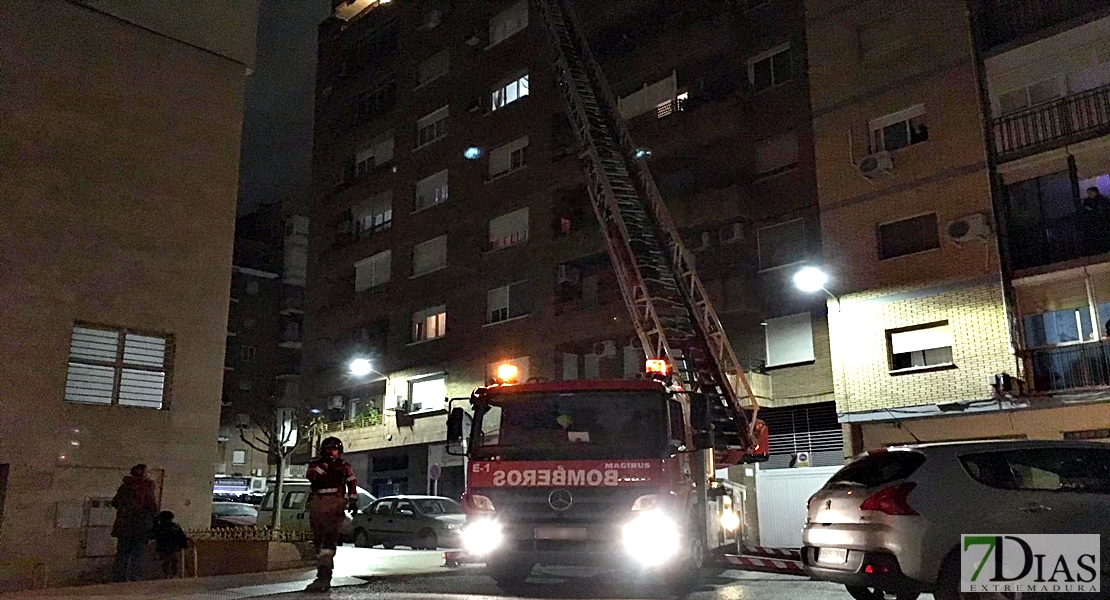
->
461;520;503;555
622;510;680;567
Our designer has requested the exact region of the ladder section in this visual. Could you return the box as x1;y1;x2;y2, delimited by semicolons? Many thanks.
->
536;0;763;464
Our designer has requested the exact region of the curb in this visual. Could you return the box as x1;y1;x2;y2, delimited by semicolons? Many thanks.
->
720;554;805;574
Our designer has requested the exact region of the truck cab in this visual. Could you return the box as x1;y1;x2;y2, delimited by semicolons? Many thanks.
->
447;364;730;585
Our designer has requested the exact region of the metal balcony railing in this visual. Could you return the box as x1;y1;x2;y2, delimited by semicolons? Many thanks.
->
1021;339;1110;392
993;83;1110;160
980;0;1110;49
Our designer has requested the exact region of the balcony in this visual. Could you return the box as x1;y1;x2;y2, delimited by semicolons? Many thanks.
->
979;0;1110;50
1021;339;1110;392
993;83;1110;161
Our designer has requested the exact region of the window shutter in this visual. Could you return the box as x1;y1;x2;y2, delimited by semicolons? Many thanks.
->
488;208;529;247
415;170;448;210
765;313;815;367
489;145;511;177
891;325;952;354
413;236;446;275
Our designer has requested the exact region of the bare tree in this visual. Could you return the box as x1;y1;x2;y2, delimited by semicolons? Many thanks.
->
237;400;306;528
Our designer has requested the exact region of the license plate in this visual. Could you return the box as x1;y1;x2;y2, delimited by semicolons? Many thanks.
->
534;526;588;541
819;548;848;564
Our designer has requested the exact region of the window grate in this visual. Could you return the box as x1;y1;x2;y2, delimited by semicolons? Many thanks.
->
64;324;172;409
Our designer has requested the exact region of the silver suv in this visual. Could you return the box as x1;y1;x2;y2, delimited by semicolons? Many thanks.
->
802;440;1109;600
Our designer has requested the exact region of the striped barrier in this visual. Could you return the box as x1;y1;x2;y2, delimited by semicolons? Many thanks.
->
741;546;802;561
721;553;805;574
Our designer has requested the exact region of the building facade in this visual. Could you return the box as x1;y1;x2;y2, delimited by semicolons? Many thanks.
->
805;0;1110;451
0;0;257;588
304;0;837;505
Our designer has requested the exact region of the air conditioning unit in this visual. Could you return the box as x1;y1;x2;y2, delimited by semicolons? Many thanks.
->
719;222;743;245
593;340;618;358
858;151;894;179
946;213;993;243
328;395;344;410
557;264;581;284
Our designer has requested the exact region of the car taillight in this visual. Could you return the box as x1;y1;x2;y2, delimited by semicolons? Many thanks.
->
859;482;918;516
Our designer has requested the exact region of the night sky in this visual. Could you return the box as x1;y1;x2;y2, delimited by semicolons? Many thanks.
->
237;0;330;216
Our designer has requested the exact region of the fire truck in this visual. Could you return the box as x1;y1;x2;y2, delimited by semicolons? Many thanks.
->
443;0;770;585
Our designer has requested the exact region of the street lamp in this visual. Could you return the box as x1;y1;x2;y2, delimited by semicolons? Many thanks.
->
793;266;829;294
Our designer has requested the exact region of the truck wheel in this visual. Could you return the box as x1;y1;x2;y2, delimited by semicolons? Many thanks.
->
487;558;534;587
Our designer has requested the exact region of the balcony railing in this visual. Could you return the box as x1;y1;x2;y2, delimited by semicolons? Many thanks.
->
993;83;1110;160
1021;339;1110;393
979;0;1110;49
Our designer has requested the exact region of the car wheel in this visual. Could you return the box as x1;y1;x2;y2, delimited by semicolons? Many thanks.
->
935;552;1022;600
846;585;920;600
381;542;396;550
354;529;371;548
416;529;438;550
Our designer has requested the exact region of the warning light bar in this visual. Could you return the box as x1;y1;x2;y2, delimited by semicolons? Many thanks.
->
495;363;520;384
644;359;669;378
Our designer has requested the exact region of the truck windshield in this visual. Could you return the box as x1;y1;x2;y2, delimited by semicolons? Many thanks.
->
470;391;667;460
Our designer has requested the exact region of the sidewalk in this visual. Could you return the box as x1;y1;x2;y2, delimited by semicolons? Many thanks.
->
0;548;447;600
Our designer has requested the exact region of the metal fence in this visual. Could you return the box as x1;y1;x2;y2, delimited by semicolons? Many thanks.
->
994;83;1110;159
324;414;382;432
1022;340;1110;393
185;527;313;542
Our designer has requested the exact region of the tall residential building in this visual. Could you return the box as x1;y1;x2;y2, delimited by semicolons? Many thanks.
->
805;0;1110;452
305;0;835;509
216;205;309;487
0;0;257;588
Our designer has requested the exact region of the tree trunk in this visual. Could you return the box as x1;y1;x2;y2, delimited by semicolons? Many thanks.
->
271;453;285;529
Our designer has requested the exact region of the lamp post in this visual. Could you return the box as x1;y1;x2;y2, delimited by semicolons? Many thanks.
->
794;266;851;438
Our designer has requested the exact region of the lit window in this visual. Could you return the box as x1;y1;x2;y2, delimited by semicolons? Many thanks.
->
870;104;928;152
63;324;172;409
415;170;448;211
491;72;529;111
412;235;447;276
416;50;449;88
488;208;529;250
353;191;393;235
889;323;953;371
489;0;528;47
355;250;391;291
489;136;529;178
232;450;247;465
412;305;447;342
487;281;531;323
878;213;939;260
408;376;446;412
748;43;792;91
756;219;806;270
415;106;448;148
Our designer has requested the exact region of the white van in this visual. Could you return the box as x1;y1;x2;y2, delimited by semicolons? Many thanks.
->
257;479;375;540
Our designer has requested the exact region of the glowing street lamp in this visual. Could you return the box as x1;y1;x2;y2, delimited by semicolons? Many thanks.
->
348;358;374;377
793;266;829;294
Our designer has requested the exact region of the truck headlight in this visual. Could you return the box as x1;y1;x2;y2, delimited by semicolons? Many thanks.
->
720;509;740;532
462;519;502;555
621;510;680;566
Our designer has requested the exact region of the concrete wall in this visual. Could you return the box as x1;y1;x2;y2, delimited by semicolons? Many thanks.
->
0;0;252;587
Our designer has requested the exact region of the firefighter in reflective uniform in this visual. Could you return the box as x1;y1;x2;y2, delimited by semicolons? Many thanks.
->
304;436;358;592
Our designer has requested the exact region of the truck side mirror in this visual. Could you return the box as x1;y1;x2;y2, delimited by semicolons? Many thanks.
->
689;393;714;450
446;406;466;455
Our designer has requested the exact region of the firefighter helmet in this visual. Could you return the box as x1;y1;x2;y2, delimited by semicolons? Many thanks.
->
321;436;344;455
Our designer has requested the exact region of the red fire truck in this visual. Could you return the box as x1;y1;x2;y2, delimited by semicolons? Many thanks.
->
446;363;768;585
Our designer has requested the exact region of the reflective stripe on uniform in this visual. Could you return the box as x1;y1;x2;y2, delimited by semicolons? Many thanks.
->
315;487;340;494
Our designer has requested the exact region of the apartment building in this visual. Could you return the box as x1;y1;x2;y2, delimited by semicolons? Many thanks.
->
0;0;256;588
305;0;836;501
215;205;309;488
805;0;1110;452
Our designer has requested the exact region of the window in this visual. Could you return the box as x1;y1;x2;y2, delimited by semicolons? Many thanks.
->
888;322;953;371
412;305;446;342
409;376;446;411
757;219;806;270
416;50;449;88
765;313;815;367
998;78;1063;115
241;346;256;362
415;106;448;148
395;499;416;516
488;207;529;249
355;250;391;291
491;72;529;111
489;136;529;178
487;281;531;323
1004;170;1081;270
412;235;447;276
283;491;308;509
353;133;394;178
353;191;392;235
238;379;252;392
489;0;528;47
878;213;939;259
242;317;256;330
961;447;1110;493
753;131;799;176
246;280;260;295
668;400;686;444
415;170;448;211
748;43;793;91
857;8;916;62
232;450;246;465
870;104;928;152
372;500;394;515
64;324;171;409
355;75;398;125
618;72;678;120
827;451;926;488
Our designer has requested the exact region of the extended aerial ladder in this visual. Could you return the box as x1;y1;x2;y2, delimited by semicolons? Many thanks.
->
536;0;767;466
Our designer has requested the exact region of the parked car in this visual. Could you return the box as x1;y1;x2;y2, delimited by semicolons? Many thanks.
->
257;479;375;540
802;440;1110;600
211;501;258;528
351;495;465;550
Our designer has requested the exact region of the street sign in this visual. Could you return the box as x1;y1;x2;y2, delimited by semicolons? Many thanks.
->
428;462;442;480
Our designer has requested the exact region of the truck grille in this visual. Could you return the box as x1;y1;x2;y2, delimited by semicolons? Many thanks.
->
482;487;645;524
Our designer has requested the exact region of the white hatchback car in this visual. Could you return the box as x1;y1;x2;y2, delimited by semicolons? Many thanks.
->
802;440;1109;600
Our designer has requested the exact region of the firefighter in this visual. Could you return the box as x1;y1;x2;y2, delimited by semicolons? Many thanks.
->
304;436;358;593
